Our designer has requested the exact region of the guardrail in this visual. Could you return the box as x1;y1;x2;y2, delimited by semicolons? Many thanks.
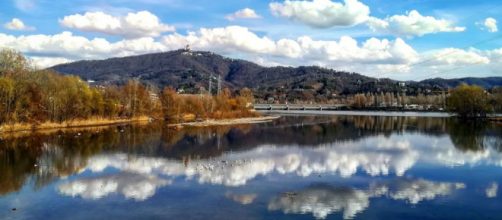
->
254;104;348;111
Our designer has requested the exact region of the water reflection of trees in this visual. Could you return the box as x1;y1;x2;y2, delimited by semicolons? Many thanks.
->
446;120;502;152
0;137;43;195
265;116;500;152
0;124;163;195
0;115;500;195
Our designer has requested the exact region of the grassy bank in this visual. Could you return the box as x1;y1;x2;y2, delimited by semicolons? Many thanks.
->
168;115;280;128
0;116;151;133
0;115;279;137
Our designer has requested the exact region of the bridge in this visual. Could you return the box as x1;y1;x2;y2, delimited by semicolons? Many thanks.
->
254;104;348;111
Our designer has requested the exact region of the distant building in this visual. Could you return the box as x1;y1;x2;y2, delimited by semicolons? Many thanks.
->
149;92;159;101
182;44;194;56
405;104;424;110
267;97;275;103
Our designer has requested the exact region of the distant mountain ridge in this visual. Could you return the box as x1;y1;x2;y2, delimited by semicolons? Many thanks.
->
51;49;502;97
418;77;502;89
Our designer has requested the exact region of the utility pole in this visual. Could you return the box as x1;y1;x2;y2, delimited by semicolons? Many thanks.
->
208;74;213;95
217;74;222;95
374;79;379;107
442;89;446;110
209;74;214;113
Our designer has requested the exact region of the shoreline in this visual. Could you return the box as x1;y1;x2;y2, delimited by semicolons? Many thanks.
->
168;116;280;128
258;110;453;118
259;110;502;120
488;117;502;123
1;112;498;135
0;115;280;138
0;117;152;134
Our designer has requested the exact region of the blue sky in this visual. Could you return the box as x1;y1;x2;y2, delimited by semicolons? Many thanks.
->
1;0;501;80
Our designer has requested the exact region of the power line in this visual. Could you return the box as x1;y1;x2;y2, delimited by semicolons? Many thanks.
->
364;0;502;80
410;61;486;81
368;33;502;80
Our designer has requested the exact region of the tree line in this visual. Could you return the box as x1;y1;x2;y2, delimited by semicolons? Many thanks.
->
347;85;501;117
347;92;447;109
0;49;256;127
262;84;501;117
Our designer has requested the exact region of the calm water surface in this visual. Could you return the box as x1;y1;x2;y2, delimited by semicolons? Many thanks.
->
0;115;501;220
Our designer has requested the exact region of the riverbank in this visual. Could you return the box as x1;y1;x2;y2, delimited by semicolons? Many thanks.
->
168;116;280;128
0;115;280;138
0;116;152;134
259;110;452;118
488;116;502;123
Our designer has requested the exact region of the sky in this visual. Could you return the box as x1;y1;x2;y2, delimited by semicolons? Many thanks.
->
0;0;501;80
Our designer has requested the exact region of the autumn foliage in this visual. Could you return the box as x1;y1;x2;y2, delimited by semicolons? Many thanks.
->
446;84;492;118
0;49;257;128
160;87;257;123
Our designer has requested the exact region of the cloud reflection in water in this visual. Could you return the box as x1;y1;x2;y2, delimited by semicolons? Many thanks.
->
486;182;498;198
268;178;465;219
225;192;258;205
79;135;420;187
55;133;500;204
58;173;170;201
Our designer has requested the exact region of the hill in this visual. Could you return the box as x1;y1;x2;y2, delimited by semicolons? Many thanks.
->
51;49;502;100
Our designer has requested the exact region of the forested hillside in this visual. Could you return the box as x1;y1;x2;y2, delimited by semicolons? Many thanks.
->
51;49;502;102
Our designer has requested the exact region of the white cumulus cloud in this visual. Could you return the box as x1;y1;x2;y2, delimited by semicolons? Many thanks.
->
225;8;261;21
59;11;175;38
4;18;35;31
162;26;418;65
163;26;276;55
30;57;73;68
483;17;498;33
269;0;370;28
0;31;167;67
367;10;465;37
424;48;490;66
0;24;499;77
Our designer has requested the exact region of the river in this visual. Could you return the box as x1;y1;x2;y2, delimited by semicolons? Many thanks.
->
1;114;501;219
